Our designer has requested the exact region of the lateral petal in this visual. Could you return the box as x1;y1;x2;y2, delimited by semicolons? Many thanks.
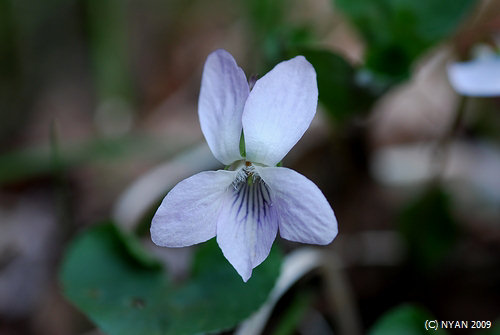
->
242;56;318;166
151;170;236;247
216;179;279;281
256;167;337;245
447;58;500;97
199;49;249;165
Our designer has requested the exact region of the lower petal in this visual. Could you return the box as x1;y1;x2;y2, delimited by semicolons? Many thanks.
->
216;180;278;281
151;170;236;247
256;166;338;245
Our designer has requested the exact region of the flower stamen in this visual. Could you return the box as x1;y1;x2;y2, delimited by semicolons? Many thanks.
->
232;161;258;189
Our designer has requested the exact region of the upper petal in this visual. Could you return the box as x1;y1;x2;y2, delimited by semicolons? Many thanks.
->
256;166;337;245
447;58;500;97
242;56;318;166
151;170;236;247
198;49;249;165
216;179;279;281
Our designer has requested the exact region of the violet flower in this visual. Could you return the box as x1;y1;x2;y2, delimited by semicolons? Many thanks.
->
151;49;338;281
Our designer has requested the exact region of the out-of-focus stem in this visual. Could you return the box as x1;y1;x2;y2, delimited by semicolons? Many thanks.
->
50;119;72;238
322;252;362;335
432;96;467;181
236;248;362;335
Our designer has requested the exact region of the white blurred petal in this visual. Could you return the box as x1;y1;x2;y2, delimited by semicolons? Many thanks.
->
447;58;500;97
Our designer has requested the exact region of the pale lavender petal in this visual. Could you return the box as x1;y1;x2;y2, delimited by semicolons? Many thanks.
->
216;180;279;281
447;58;500;97
256;166;337;244
199;49;249;165
242;56;318;166
151;170;236;247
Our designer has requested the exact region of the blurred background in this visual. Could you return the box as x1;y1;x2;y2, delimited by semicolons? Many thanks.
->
1;0;500;334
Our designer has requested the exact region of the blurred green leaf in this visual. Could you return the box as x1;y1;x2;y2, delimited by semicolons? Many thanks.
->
244;0;316;72
478;320;500;335
0;135;166;185
369;304;447;335
299;49;374;121
60;223;281;335
113;224;163;269
333;0;476;83
398;187;458;269
272;292;313;335
243;0;287;70
0;146;52;184
245;0;285;36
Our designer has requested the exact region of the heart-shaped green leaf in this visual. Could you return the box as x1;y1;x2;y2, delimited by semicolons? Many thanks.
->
60;223;281;335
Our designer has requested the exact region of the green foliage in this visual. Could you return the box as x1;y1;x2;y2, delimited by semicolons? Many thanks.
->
245;0;286;37
299;49;374;121
369;304;447;335
85;0;133;102
243;0;315;72
398;187;458;269
271;292;313;335
60;223;282;335
333;0;476;82
478;320;500;335
0;136;163;185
